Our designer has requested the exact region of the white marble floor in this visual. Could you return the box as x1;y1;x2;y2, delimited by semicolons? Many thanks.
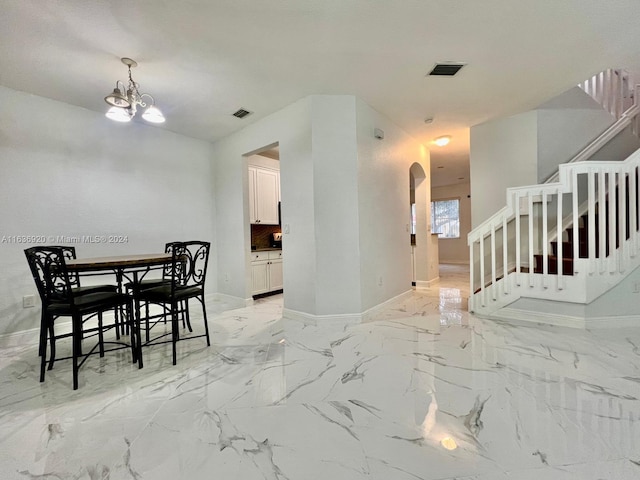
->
1;265;640;479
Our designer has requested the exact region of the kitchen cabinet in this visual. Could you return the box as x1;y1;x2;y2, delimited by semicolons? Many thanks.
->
249;166;280;225
251;250;283;295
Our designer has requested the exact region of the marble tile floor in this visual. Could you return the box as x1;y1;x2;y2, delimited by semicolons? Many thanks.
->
1;264;640;479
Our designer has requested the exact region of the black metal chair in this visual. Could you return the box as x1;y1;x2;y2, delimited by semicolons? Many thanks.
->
134;241;211;365
24;246;138;390
124;242;189;342
36;246;118;356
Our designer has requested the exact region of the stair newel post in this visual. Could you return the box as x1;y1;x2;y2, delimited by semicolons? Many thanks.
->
572;168;580;277
479;233;485;307
490;226;497;301
631;164;638;257
502;216;508;295
587;168;596;274
556;186;563;287
633;84;640;137
608;168;616;273
515;192;521;286
598;167;607;272
469;242;474;311
542;189;549;288
528;192;534;287
620;168;627;272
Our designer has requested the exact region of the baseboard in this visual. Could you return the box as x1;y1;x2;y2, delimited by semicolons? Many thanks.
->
283;290;415;325
490;307;640;329
361;289;414;322
210;292;247;310
415;277;439;289
282;308;362;326
490;307;587;328
0;326;41;348
585;315;640;328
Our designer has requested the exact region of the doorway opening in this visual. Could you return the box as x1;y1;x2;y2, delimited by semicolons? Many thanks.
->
243;143;284;301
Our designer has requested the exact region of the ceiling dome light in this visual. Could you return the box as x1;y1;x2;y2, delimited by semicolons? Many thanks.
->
433;135;452;147
440;437;458;450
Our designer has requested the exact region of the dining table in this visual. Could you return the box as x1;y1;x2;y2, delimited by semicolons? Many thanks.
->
66;253;174;368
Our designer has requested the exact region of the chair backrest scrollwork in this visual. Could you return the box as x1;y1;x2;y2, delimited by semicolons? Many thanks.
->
24;247;74;305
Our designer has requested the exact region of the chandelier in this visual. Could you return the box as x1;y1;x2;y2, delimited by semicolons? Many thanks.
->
104;58;165;124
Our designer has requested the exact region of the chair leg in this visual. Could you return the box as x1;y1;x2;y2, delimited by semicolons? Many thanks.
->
184;300;193;332
40;315;48;382
38;310;46;357
113;306;121;340
98;312;105;357
201;296;211;347
171;302;178;366
47;324;56;371
145;301;150;344
72;314;81;390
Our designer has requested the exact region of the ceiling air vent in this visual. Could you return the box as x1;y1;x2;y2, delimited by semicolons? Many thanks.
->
232;108;252;119
428;63;466;76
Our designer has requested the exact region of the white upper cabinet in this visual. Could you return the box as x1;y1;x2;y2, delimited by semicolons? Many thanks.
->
249;165;280;225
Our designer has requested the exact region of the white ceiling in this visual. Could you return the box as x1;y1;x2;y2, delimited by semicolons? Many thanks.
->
2;1;639;187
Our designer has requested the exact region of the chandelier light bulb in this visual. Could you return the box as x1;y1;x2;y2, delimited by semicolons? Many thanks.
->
105;106;133;122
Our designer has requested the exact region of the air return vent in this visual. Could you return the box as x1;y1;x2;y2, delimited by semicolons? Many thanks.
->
428;63;466;76
232;108;252;119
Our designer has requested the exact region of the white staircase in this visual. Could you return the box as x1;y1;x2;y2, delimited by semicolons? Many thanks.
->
468;69;640;321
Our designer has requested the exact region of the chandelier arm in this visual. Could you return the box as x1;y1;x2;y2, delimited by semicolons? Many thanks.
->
138;93;156;108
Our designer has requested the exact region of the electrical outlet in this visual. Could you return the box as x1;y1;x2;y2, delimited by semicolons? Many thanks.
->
23;295;36;308
378;275;383;286
284;224;290;234
224;273;230;283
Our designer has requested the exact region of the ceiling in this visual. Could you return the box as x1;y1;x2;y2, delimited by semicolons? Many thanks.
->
2;1;639;187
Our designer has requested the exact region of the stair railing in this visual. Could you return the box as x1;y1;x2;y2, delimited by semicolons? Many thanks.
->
469;149;640;316
546;77;640;184
579;69;634;121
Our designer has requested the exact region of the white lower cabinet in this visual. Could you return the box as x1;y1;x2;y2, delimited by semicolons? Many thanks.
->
251;250;283;295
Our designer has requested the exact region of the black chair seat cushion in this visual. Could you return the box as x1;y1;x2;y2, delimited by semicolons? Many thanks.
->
72;284;118;296
136;285;203;303
47;292;131;316
124;278;171;291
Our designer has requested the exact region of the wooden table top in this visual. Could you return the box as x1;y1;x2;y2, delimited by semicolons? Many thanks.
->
66;253;172;271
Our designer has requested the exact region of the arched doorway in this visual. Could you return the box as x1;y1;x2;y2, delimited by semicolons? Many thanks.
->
410;162;438;287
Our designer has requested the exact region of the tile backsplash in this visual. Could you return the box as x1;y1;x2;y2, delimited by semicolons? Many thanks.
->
251;224;282;249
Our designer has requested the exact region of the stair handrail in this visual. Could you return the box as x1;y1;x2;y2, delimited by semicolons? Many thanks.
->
545;82;640;184
469;149;640;315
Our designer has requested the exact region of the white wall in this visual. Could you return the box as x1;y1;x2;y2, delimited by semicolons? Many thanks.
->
355;99;429;311
211;97;316;313
312;96;362;314
470;111;538;228
431;182;471;264
0;85;216;336
536;87;615;182
212;95;429;317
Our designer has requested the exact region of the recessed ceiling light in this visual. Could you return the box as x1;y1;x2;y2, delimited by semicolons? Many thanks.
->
437;166;444;169
433;135;452;147
424;117;434;124
440;437;458;450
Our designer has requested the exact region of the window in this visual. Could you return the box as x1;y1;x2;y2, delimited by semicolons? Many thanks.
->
431;199;460;239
